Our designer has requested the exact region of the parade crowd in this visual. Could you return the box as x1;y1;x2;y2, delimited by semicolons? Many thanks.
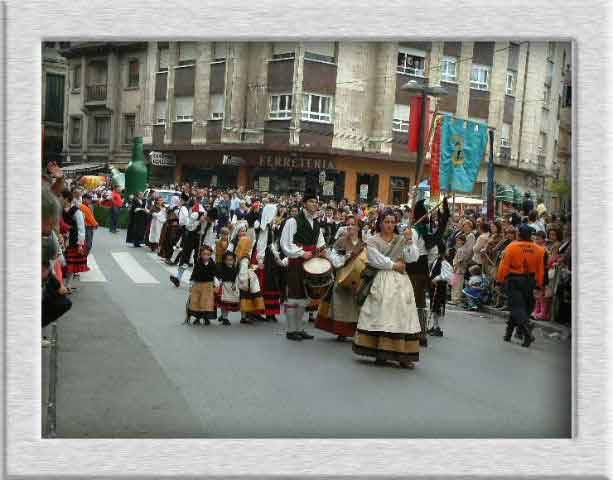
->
42;165;572;370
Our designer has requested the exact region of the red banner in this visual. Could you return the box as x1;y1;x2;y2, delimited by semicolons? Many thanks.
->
407;95;422;153
430;120;442;197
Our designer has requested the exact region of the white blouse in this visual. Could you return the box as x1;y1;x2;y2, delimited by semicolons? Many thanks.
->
367;235;420;271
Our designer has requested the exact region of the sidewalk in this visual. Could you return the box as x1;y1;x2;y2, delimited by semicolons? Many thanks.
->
41;324;57;437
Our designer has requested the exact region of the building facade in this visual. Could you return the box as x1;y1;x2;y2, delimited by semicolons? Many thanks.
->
61;41;572;206
42;42;70;166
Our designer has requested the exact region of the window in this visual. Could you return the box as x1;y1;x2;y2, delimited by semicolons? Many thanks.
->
441;56;457;82
158;45;169;71
123;114;136;144
301;93;333;123
127;60;139;87
397;48;426;76
545;61;554;85
500;122;511;147
506;71;515;96
209;94;224;119
93;117;110;145
304;42;335;63
470;64;490;90
538;132;547;155
272;42;296;60
175;96;193;121
178;42;197;65
543;84;551;107
72;65;81;91
70;117;81;145
155;100;167;124
269;94;292;119
43;42;55;48
392;103;410;132
212;42;227;62
45;73;65;123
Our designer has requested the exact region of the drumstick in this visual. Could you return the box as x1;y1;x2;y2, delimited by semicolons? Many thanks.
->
412;198;446;226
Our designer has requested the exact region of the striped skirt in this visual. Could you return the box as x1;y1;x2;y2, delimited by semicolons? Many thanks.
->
256;268;281;316
352;330;420;363
65;245;90;273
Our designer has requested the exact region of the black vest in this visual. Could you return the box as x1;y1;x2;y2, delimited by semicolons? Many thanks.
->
63;206;79;246
293;211;320;247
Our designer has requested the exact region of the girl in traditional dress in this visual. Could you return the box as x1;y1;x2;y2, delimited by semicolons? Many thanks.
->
61;190;89;293
235;235;265;325
216;252;239;326
257;225;288;322
184;245;218;326
215;227;231;264
315;214;365;341
352;209;421;369
148;196;167;252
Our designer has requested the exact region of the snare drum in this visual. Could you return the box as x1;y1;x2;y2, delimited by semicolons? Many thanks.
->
303;257;333;300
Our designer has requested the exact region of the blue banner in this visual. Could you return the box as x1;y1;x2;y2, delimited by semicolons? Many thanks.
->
440;116;488;192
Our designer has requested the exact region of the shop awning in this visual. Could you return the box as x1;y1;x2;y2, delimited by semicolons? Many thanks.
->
452;196;483;206
62;163;105;178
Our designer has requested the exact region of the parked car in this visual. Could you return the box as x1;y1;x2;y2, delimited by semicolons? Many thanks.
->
144;188;181;207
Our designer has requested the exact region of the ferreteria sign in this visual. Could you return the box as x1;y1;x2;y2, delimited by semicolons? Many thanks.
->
149;151;176;167
258;154;336;170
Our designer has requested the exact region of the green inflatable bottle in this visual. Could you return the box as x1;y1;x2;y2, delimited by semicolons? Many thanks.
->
125;136;148;196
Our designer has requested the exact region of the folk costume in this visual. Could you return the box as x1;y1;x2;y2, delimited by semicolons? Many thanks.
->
148;203;167;251
256;225;288;321
158;196;181;261
185;256;218;325
428;251;453;336
315;234;365;339
63;205;89;275
235;236;265;323
126;196;148;247
352;233;421;366
280;192;326;341
406;199;449;346
216;256;239;325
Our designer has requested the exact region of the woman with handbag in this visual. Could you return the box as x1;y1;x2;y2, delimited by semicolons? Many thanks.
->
352;209;422;369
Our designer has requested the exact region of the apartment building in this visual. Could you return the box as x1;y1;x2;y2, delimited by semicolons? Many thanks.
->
61;41;571;206
42;41;70;166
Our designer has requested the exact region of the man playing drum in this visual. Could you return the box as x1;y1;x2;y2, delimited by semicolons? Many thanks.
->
280;190;327;341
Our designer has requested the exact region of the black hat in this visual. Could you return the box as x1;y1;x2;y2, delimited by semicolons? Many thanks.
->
181;192;190;202
303;189;318;203
207;207;219;220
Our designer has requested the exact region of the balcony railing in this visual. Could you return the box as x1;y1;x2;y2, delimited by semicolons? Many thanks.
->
86;84;107;102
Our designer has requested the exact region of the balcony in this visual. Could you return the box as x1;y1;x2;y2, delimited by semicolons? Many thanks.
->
537;154;546;171
86;84;107;103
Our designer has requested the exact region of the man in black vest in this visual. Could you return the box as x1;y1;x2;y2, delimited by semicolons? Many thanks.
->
280;190;327;341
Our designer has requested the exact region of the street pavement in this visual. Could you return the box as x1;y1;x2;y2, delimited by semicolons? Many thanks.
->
49;227;572;438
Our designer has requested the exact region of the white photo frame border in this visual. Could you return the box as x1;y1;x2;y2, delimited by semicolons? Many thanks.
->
3;0;610;477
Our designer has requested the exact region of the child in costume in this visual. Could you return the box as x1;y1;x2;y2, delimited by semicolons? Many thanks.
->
185;245;218;326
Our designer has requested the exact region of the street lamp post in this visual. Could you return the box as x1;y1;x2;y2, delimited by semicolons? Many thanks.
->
401;81;448;204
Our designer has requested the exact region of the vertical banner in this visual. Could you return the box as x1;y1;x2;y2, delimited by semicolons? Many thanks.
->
430;120;442;197
487;129;495;221
407;95;423;153
440;116;488;193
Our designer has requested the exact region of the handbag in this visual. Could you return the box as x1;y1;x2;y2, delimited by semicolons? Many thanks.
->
356;236;402;306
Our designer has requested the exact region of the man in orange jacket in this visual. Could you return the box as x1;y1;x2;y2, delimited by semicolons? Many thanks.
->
496;224;546;347
80;194;99;251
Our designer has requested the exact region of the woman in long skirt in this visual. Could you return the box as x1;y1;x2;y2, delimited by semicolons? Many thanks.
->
158;196;181;261
126;191;148;248
352;209;421;369
61;190;89;292
316;214;365;341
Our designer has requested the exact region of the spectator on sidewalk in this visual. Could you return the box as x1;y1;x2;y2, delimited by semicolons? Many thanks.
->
80;193;99;251
109;185;124;233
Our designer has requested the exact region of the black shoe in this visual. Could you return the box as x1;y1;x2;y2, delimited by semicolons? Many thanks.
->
504;322;514;342
170;275;180;287
204;318;211;326
374;358;389;366
419;336;428;347
299;331;314;340
221;319;231;326
192;318;200;326
431;328;443;337
335;335;347;342
521;325;535;347
286;332;303;341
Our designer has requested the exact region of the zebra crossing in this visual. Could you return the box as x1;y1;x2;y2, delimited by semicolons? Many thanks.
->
78;250;192;286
